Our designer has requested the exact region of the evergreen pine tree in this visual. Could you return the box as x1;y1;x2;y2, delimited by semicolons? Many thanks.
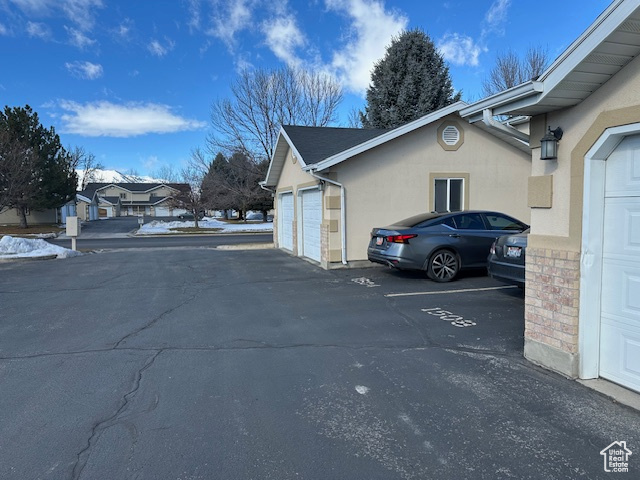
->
0;105;77;227
361;29;461;129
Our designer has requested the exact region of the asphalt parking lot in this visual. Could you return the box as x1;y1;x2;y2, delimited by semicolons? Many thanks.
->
0;248;638;479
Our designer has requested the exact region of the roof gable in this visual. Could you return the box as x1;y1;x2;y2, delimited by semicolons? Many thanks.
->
263;101;468;186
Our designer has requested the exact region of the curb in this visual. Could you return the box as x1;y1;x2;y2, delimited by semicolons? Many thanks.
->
0;254;58;263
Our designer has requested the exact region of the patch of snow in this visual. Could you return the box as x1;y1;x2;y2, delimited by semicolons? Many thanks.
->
0;235;82;259
355;385;370;395
136;218;273;235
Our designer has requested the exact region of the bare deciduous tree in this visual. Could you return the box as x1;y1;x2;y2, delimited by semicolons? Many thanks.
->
208;66;343;161
201;150;271;222
482;46;550;97
70;146;103;191
151;164;180;183
170;149;210;228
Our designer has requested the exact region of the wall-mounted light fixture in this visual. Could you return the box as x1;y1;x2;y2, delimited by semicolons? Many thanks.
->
540;126;563;160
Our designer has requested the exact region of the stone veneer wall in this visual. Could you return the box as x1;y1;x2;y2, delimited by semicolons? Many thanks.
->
524;247;581;375
320;223;330;269
291;220;298;255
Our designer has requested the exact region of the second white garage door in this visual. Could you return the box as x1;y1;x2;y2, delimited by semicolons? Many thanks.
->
279;193;294;251
599;134;640;393
300;189;322;262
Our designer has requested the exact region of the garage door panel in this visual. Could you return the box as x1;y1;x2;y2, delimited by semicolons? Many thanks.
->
603;198;640;258
280;193;294;251
601;134;640;392
301;189;321;262
601;260;640;319
606;135;640;196
599;322;640;391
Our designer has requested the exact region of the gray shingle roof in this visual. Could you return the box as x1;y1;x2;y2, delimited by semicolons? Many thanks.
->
282;125;389;166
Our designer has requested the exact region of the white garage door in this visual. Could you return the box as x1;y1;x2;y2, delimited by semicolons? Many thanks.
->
279;193;294;251
600;134;640;392
155;206;170;216
300;189;322;262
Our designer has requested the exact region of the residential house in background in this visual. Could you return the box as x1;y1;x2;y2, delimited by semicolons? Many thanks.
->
76;183;190;220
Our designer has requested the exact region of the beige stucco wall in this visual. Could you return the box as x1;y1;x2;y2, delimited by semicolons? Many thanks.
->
76;200;90;220
335;114;532;262
529;53;640;249
0;208;57;225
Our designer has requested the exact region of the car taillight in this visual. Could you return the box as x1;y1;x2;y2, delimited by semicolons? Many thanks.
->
386;234;417;244
490;241;496;255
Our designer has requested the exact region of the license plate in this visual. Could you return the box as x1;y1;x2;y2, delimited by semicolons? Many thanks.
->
375;236;384;246
506;246;521;258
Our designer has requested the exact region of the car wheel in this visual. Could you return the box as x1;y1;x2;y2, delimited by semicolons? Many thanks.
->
427;249;459;282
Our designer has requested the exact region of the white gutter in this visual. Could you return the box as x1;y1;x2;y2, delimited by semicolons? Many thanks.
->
460;81;543;121
306;169;348;265
482;109;530;144
259;181;275;195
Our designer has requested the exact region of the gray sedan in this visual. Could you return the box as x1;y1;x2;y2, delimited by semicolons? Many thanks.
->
367;210;528;282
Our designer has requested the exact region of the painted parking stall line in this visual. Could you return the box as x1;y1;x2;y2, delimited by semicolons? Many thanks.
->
385;285;516;298
422;307;477;328
351;277;380;288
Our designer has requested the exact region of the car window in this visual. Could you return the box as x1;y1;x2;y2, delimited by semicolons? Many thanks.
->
393;212;442;227
484;213;525;231
452;213;485;230
417;216;455;229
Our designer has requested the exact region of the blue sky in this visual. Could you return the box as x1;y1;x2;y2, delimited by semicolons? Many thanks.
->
0;0;612;176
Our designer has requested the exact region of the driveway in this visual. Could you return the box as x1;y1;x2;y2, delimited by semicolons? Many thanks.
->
0;249;638;479
74;217;141;238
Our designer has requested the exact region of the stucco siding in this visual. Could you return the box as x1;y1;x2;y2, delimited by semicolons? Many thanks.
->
336;115;531;262
0;208;57;225
529;53;640;245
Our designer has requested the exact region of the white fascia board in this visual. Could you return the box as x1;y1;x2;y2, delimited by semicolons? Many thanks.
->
309;101;467;172
538;0;631;92
279;128;306;167
460;82;543;121
263;129;292;187
76;194;92;203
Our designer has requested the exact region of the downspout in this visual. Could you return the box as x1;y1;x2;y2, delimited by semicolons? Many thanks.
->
482;109;530;144
307;169;348;265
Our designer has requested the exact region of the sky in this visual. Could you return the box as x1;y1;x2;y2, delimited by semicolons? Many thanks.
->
0;0;613;177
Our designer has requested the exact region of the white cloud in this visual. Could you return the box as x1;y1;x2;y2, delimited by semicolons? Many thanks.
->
325;0;408;95
0;23;9;35
61;0;103;31
206;0;252;47
148;38;175;57
115;18;133;39
142;155;160;171
261;15;306;68
438;33;485;67
65;60;103;79
57;100;207;137
484;0;511;34
187;0;201;32
26;21;50;38
10;0;103;31
65;25;95;48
